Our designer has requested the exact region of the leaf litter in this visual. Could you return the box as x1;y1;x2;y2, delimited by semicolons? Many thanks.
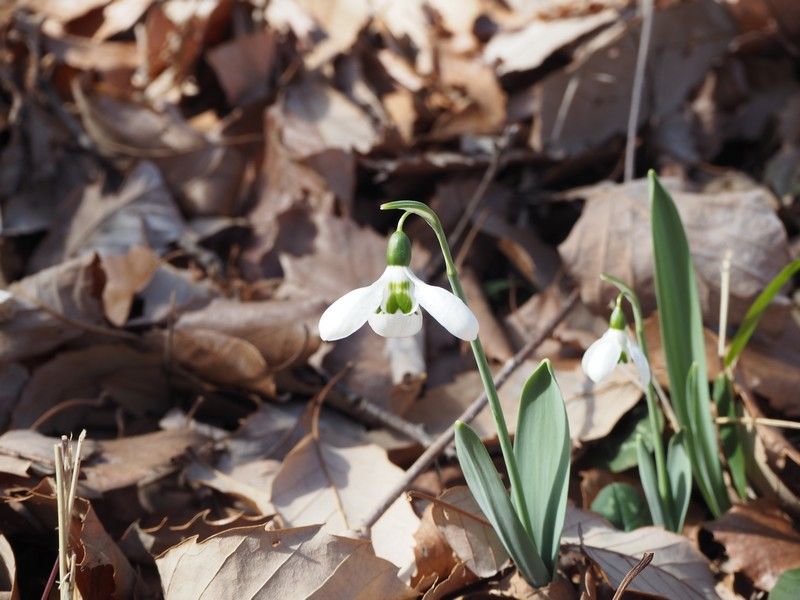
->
0;0;799;598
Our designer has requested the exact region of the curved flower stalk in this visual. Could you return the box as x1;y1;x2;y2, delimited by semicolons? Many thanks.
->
318;232;478;341
581;299;650;386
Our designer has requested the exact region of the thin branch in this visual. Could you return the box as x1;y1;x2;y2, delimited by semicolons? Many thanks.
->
624;0;655;182
716;416;800;431
612;552;654;600
359;289;579;532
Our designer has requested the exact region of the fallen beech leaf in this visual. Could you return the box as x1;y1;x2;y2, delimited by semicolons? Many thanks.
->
0;534;18;600
0;363;27;431
431;486;509;578
155;524;415;600
2;253;105;362
270;434;420;570
185;459;278;516
562;508;717;599
119;509;272;562
175;297;324;369
29;161;187;272
705;500;800;591
82;428;209;493
422;562;477;600
206;30;278;105
10;345;169;431
532;0;736;156
0;430;98;477
485;10;617;76
170;328;270;386
92;0;156;41
292;0;371;68
559;178;792;322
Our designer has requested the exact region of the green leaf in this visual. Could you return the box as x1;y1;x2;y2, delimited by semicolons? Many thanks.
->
713;373;748;499
725;258;800;368
650;170;729;516
636;436;669;529
596;403;661;473
513;359;570;576
454;421;550;586
770;568;800;600
666;432;692;532
590;483;651;531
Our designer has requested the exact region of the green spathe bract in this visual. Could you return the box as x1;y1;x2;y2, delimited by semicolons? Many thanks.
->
650;170;729;516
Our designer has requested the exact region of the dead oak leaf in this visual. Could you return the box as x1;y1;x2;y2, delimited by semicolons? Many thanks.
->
270;433;420;571
705;500;800;591
155;524;415;600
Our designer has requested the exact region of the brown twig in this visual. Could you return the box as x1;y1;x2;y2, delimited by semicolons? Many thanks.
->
40;556;59;600
611;552;653;600
359;289;579;532
624;0;654;182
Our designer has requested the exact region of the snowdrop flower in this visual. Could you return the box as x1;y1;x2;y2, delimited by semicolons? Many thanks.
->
581;301;650;386
319;230;479;342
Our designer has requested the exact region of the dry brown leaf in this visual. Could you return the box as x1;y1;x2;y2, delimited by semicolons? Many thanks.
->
119;509;272;563
18;479;141;599
206;29;278;105
185;459;278;516
73;87;245;216
559;178;792;322
175;297;323;370
705;500;800;591
485;10;617;76
292;0;371;68
92;0;156;41
532;0;736;156
562;508;717;599
270;433;420;570
82;428;208;493
431;486;509;578
422;562;478;600
412;504;458;590
170;328;270;386
156;524;415;600
29;161;186;272
2;253;105;362
0;364;27;432
461;268;513;362
0;430;98;477
10;344;169;430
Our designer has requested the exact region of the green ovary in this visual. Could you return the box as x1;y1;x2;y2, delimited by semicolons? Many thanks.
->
384;281;413;314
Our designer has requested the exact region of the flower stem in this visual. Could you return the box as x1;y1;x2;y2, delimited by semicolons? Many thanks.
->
384;201;531;534
602;275;674;528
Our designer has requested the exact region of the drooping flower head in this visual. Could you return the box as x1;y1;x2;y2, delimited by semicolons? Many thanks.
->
318;230;479;342
581;297;650;386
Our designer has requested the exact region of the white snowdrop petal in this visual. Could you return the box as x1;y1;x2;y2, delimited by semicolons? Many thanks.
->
581;329;624;383
318;274;386;341
406;269;478;341
368;310;422;337
628;339;651;386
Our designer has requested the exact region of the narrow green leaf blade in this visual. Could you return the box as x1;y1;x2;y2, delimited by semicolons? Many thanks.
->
666;432;692;532
513;359;570;576
590;482;651;531
636;436;669;529
650;171;729;516
725;258;800;367
454;421;550;586
713;373;748;499
770;568;800;600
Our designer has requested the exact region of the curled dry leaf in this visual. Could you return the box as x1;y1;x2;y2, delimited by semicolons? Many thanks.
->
207;29;278;106
559;178;792;322
101;245;161;326
562;508;718;599
412;504;458;590
2;253;105;362
705;500;800;591
156;524;415;600
430;485;509;578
